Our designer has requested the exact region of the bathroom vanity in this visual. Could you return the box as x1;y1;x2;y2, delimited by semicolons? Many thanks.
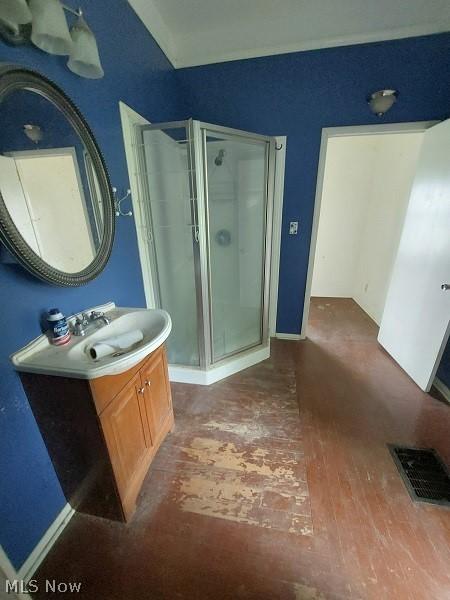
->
12;303;173;522
20;345;173;522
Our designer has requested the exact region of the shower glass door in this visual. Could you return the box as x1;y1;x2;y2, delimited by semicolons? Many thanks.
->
139;121;202;367
202;127;270;363
136;119;274;373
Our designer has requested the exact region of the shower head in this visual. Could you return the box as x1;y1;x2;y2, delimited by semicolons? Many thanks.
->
214;149;225;166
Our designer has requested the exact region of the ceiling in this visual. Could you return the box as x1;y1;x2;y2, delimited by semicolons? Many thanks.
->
128;0;450;68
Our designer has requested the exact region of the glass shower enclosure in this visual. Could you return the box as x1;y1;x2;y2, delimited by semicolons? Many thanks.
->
135;119;275;378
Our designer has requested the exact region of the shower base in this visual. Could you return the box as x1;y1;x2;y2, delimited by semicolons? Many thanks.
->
168;343;270;385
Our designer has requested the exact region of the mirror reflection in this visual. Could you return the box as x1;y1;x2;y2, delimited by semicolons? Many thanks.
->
0;87;104;273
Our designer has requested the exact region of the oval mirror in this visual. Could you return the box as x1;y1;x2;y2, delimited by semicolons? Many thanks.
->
0;65;115;286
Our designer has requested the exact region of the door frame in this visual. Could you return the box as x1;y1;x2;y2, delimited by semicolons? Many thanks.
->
119;101;157;309
119;102;286;353
300;120;438;339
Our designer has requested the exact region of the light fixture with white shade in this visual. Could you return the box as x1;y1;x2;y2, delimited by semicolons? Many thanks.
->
28;0;72;55
0;0;32;31
0;1;104;79
367;89;398;117
23;123;43;143
67;14;104;79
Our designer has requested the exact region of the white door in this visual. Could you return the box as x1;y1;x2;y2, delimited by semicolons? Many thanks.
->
14;152;95;271
378;119;450;391
0;155;40;254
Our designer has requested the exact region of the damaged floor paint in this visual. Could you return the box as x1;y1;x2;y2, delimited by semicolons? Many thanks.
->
173;438;312;534
292;582;327;600
150;350;313;537
203;419;271;440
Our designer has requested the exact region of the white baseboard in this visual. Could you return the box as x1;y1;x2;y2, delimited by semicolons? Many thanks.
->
275;332;304;341
17;503;74;583
0;545;32;599
434;377;450;404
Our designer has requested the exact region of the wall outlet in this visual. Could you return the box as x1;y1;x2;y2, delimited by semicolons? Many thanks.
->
289;221;299;235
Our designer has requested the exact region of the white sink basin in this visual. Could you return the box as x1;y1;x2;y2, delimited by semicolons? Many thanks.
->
11;302;172;380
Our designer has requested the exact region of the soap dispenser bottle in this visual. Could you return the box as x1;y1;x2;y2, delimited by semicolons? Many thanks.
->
47;308;71;346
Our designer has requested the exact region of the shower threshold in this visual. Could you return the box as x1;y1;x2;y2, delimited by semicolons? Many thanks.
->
168;343;270;385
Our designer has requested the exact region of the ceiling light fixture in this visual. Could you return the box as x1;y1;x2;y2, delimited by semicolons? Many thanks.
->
23;124;43;143
367;89;398;117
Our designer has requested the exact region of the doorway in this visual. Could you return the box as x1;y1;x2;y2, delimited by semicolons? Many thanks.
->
307;127;425;331
303;120;450;394
303;123;438;334
0;147;102;271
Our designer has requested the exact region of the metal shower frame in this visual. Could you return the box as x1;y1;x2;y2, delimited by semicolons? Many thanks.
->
136;118;276;371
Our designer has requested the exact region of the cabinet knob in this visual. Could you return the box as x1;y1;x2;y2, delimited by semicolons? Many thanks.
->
138;387;145;394
145;380;151;387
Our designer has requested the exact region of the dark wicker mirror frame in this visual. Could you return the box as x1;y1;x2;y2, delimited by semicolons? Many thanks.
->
0;64;115;286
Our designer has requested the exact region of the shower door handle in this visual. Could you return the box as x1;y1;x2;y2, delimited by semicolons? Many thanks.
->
187;222;200;243
189;196;200;244
188;206;200;244
442;283;450;290
186;122;200;246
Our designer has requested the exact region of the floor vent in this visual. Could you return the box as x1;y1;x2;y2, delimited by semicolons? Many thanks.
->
389;445;450;507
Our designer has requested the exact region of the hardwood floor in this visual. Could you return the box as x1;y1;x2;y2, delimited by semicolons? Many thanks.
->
301;298;450;599
32;298;450;599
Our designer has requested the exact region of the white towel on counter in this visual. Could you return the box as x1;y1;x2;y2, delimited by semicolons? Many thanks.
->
88;329;144;360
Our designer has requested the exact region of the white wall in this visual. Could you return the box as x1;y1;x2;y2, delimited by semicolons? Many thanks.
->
311;132;423;325
353;133;423;323
311;136;377;297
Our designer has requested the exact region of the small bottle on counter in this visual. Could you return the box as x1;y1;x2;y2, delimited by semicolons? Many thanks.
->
47;308;71;346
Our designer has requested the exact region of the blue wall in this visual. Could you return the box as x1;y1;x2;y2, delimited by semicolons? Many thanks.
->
176;33;450;334
0;0;184;569
437;341;450;388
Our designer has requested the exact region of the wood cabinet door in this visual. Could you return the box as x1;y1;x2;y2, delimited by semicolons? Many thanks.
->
100;373;151;498
140;348;172;442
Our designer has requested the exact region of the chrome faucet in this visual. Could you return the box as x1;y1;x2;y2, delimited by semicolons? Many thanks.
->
72;311;111;336
89;311;111;326
72;314;89;337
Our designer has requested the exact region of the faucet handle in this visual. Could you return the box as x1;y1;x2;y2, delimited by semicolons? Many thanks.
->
89;310;111;326
72;317;86;336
